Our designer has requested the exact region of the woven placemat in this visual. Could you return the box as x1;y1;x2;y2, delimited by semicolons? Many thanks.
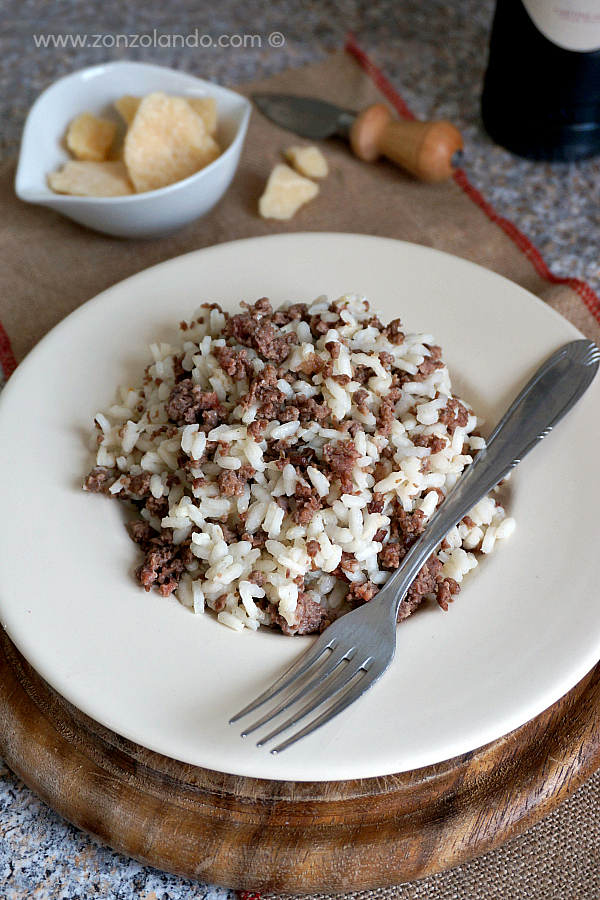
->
1;39;599;900
1;40;599;373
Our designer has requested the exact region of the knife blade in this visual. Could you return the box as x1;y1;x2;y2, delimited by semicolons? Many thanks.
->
252;93;463;183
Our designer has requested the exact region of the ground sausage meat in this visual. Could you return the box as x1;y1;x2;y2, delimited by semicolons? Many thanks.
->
128;524;190;598
225;297;297;365
275;591;331;635
166;380;224;428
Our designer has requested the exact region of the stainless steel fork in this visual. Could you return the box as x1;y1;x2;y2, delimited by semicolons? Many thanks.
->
230;339;600;753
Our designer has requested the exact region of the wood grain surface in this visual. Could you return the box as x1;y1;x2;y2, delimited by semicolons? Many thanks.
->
1;626;600;895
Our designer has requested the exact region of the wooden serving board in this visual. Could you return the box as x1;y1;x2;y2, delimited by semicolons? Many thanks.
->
1;626;600;896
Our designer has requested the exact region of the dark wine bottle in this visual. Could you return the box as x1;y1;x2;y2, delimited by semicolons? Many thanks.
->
481;0;600;161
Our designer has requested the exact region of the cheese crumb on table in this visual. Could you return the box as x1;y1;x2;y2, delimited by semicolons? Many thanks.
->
284;144;329;178
258;163;319;220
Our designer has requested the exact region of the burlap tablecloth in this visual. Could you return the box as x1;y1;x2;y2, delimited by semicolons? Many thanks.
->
1;41;599;900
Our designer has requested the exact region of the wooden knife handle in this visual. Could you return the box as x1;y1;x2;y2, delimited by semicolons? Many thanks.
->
349;103;463;183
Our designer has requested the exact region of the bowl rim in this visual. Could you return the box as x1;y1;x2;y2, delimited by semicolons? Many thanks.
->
15;59;252;205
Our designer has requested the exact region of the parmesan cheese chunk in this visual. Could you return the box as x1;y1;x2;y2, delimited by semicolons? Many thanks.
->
284;144;329;178
258;163;319;220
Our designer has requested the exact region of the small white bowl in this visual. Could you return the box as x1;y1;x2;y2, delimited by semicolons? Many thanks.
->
15;61;251;238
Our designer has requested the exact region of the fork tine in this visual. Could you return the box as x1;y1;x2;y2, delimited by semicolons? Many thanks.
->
229;628;340;725
255;653;375;748
239;641;359;738
268;657;390;754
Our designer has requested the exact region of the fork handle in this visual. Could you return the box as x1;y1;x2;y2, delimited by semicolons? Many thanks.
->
376;340;599;617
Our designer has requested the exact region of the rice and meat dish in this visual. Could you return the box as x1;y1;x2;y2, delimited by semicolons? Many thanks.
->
84;293;515;635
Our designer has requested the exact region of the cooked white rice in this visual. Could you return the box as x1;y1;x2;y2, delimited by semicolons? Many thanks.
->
84;293;515;635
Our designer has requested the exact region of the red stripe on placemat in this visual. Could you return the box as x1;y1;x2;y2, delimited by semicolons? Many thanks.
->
344;34;600;326
345;34;416;122
0;319;17;380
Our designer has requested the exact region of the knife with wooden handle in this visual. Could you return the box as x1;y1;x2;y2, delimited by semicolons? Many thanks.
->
252;93;463;183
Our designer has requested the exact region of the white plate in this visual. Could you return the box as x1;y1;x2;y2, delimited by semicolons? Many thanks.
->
1;233;599;783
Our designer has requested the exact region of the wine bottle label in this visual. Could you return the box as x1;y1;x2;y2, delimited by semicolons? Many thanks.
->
522;0;600;51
